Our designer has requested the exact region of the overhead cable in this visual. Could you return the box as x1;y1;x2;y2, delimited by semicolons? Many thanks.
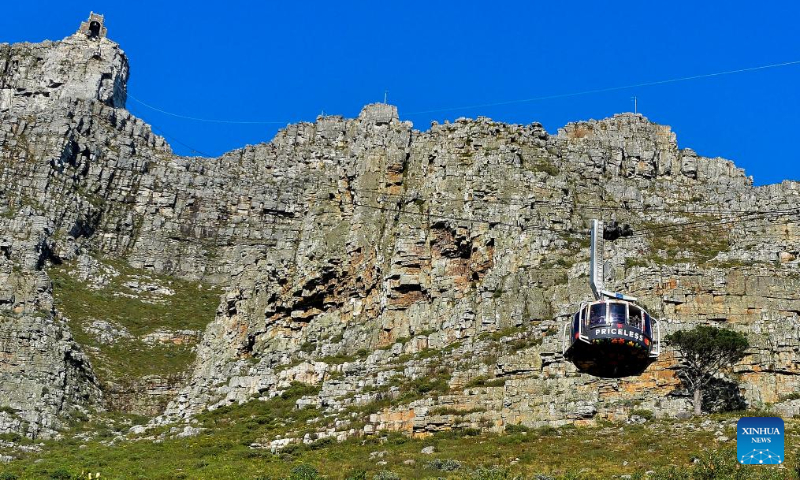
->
126;59;800;123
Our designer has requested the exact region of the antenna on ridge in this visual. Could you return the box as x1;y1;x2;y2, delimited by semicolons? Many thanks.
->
631;96;638;114
384;90;388;104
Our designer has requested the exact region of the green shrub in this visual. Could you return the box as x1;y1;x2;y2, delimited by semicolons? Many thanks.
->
509;336;542;351
0;406;18;416
345;470;367;480
779;392;800;402
530;160;559;176
689;447;739;480
288;464;321;480
433;428;480;439
372;471;400;480
280;443;309;457
468;466;518;480
630;409;654;421
644;466;690;480
426;458;462;471
308;436;335;450
319;353;356;365
281;382;321;400
504;424;531;434
0;432;23;443
47;469;75;480
383;432;409;445
534;425;559;436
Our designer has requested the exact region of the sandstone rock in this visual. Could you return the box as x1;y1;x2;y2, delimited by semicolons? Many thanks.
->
85;319;132;344
0;14;799;443
140;329;201;346
128;425;147;435
174;425;203;438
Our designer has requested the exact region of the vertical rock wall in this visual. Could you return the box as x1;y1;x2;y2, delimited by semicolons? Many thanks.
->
0;17;798;440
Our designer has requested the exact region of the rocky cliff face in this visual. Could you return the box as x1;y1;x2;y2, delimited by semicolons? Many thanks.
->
1;16;798;443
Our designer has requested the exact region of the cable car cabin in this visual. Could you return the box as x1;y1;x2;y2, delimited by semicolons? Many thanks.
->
563;300;661;378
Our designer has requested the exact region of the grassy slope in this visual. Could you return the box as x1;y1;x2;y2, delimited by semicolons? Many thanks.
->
48;257;222;381
1;388;797;480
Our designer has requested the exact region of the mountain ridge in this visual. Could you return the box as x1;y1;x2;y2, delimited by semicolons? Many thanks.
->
0;15;798;449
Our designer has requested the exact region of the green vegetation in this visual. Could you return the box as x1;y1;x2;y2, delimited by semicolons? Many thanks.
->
527;159;560;176
630;409;654;421
392;369;452;403
508;336;542;352
644;218;730;265
319;350;368;365
475;324;545;354
0;406;18;416
624;257;649;269
667;326;750;416
3;412;796;479
780;392;800;402
464;376;506;389
197;381;321;434
48;257;223;386
479;325;528;342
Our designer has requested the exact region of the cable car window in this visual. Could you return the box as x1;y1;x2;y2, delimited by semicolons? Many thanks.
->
628;306;642;330
589;303;606;327
609;303;626;324
643;312;652;337
573;312;580;335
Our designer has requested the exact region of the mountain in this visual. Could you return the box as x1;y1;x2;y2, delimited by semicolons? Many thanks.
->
1;13;798;450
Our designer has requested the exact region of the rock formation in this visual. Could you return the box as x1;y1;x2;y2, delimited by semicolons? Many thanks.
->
1;14;798;443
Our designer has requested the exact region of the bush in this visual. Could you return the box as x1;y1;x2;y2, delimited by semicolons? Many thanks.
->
48;469;75;480
645;466;690;480
433;428;480;439
288;464;321;480
384;432;409;445
504;424;531;434
689;447;740;480
372;471;400;480
308;436;335;450
630;409;654;421
534;425;559;436
469;466;519;480
281;382;320;400
345;469;367;480
779;392;800;402
426;458;462;471
280;443;309;457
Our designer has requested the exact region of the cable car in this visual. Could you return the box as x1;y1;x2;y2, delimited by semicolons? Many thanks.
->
563;220;661;377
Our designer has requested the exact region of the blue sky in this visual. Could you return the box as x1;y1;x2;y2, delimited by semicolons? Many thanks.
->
3;1;799;185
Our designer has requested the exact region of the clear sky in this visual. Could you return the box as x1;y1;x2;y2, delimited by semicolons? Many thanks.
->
3;1;799;185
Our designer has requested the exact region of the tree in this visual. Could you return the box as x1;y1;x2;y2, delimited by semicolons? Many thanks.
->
667;325;749;416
